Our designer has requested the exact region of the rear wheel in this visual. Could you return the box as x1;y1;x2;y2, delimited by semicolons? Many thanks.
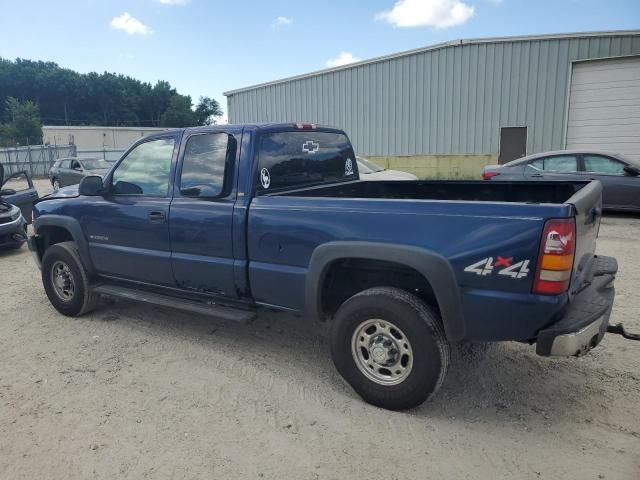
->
41;241;100;316
52;178;60;191
330;287;450;410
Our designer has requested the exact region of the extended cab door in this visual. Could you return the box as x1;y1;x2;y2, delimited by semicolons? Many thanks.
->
1;169;38;224
83;135;178;285
169;131;237;297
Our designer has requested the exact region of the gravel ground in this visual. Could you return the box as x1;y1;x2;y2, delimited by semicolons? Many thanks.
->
0;179;638;479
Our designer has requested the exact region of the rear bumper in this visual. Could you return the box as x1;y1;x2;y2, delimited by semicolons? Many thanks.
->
536;255;617;357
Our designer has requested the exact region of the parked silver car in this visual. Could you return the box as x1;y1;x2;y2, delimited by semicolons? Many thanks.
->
49;157;112;190
482;150;640;212
357;157;417;181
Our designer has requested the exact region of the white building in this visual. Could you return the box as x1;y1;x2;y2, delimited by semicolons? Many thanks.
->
42;126;167;151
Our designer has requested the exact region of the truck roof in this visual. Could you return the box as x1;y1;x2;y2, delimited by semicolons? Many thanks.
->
147;123;345;139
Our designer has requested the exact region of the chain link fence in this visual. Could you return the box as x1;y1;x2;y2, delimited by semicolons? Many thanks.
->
0;144;77;177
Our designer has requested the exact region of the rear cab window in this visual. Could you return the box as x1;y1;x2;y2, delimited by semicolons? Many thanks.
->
256;130;357;193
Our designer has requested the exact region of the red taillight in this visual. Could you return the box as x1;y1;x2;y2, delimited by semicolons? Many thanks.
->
294;123;316;130
482;171;500;180
533;218;576;295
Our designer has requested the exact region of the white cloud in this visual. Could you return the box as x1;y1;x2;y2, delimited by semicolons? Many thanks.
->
376;0;474;29
157;0;190;5
326;52;361;68
110;13;151;35
272;16;293;29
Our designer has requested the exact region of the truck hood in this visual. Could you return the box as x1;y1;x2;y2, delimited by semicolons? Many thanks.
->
39;184;80;201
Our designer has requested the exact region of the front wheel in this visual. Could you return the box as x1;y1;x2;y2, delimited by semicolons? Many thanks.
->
330;287;450;410
41;241;100;316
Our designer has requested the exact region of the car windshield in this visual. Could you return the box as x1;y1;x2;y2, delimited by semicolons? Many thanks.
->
357;157;384;173
82;159;110;170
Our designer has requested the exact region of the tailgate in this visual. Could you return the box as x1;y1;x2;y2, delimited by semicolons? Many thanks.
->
565;180;603;297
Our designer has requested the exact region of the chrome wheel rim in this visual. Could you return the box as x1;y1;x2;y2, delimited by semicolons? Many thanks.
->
53;180;60;191
351;318;413;386
50;260;75;302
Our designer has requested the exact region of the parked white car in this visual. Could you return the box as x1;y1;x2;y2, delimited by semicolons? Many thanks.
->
357;157;417;181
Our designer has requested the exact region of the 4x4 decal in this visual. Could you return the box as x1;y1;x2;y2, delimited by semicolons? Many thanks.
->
464;257;531;279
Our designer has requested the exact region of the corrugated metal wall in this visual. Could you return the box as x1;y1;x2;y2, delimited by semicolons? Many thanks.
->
227;33;640;156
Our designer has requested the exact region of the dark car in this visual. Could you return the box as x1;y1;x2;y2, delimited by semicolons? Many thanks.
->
49;157;112;190
0;163;39;249
482;150;640;212
28;123;622;410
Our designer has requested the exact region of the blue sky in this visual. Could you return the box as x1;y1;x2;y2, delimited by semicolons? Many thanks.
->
1;0;639;118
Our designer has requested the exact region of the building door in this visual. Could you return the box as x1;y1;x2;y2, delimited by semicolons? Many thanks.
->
566;56;640;162
499;127;527;164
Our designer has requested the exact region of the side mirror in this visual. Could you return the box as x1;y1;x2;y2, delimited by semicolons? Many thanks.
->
78;175;105;196
623;165;640;176
0;188;16;197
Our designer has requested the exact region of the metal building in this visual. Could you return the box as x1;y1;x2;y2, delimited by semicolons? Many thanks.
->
225;31;640;178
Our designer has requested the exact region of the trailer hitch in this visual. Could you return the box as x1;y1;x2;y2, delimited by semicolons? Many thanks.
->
607;323;640;341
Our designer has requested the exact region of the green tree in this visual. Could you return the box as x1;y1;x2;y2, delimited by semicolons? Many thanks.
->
0;97;43;146
160;94;197;127
0;57;222;129
194;96;223;126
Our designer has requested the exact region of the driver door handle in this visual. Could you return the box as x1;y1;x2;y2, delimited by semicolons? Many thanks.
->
148;211;166;222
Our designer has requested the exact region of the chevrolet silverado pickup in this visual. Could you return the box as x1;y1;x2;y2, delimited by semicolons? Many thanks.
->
29;123;618;410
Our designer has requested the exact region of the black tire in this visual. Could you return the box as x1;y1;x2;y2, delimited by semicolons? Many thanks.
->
52;178;61;191
41;241;100;316
330;287;450;410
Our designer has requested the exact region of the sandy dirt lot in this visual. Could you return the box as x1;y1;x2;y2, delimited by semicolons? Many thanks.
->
0;179;638;479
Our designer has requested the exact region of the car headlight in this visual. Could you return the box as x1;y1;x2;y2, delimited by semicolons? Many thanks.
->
10;208;20;221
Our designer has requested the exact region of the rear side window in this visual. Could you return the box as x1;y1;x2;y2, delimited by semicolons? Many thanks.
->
257;131;356;193
179;133;230;197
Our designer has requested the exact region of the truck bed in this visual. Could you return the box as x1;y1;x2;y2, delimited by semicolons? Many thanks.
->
277;180;589;205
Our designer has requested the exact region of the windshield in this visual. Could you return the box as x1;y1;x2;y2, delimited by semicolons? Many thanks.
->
356;157;384;173
82;159;111;170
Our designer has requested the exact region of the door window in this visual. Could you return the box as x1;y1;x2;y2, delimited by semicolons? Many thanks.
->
111;137;175;196
536;155;578;172
583;155;626;175
61;160;71;168
179;133;229;197
70;160;81;170
2;172;30;192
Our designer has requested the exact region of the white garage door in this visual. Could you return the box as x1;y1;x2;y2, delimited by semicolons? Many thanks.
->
566;56;640;161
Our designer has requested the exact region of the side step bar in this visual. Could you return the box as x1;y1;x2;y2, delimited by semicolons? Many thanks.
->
93;284;257;323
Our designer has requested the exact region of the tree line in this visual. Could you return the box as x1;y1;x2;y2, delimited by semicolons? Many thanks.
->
0;58;222;146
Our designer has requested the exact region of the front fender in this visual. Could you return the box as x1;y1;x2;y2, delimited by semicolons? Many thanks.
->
33;214;94;274
305;241;465;341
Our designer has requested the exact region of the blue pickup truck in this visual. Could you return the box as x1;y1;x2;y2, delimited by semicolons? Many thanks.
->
29;123;618;410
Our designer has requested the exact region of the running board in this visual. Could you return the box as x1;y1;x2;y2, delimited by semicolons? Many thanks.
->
93;284;256;323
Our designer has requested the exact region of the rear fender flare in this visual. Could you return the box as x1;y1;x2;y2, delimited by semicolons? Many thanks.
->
33;215;94;274
305;241;465;341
